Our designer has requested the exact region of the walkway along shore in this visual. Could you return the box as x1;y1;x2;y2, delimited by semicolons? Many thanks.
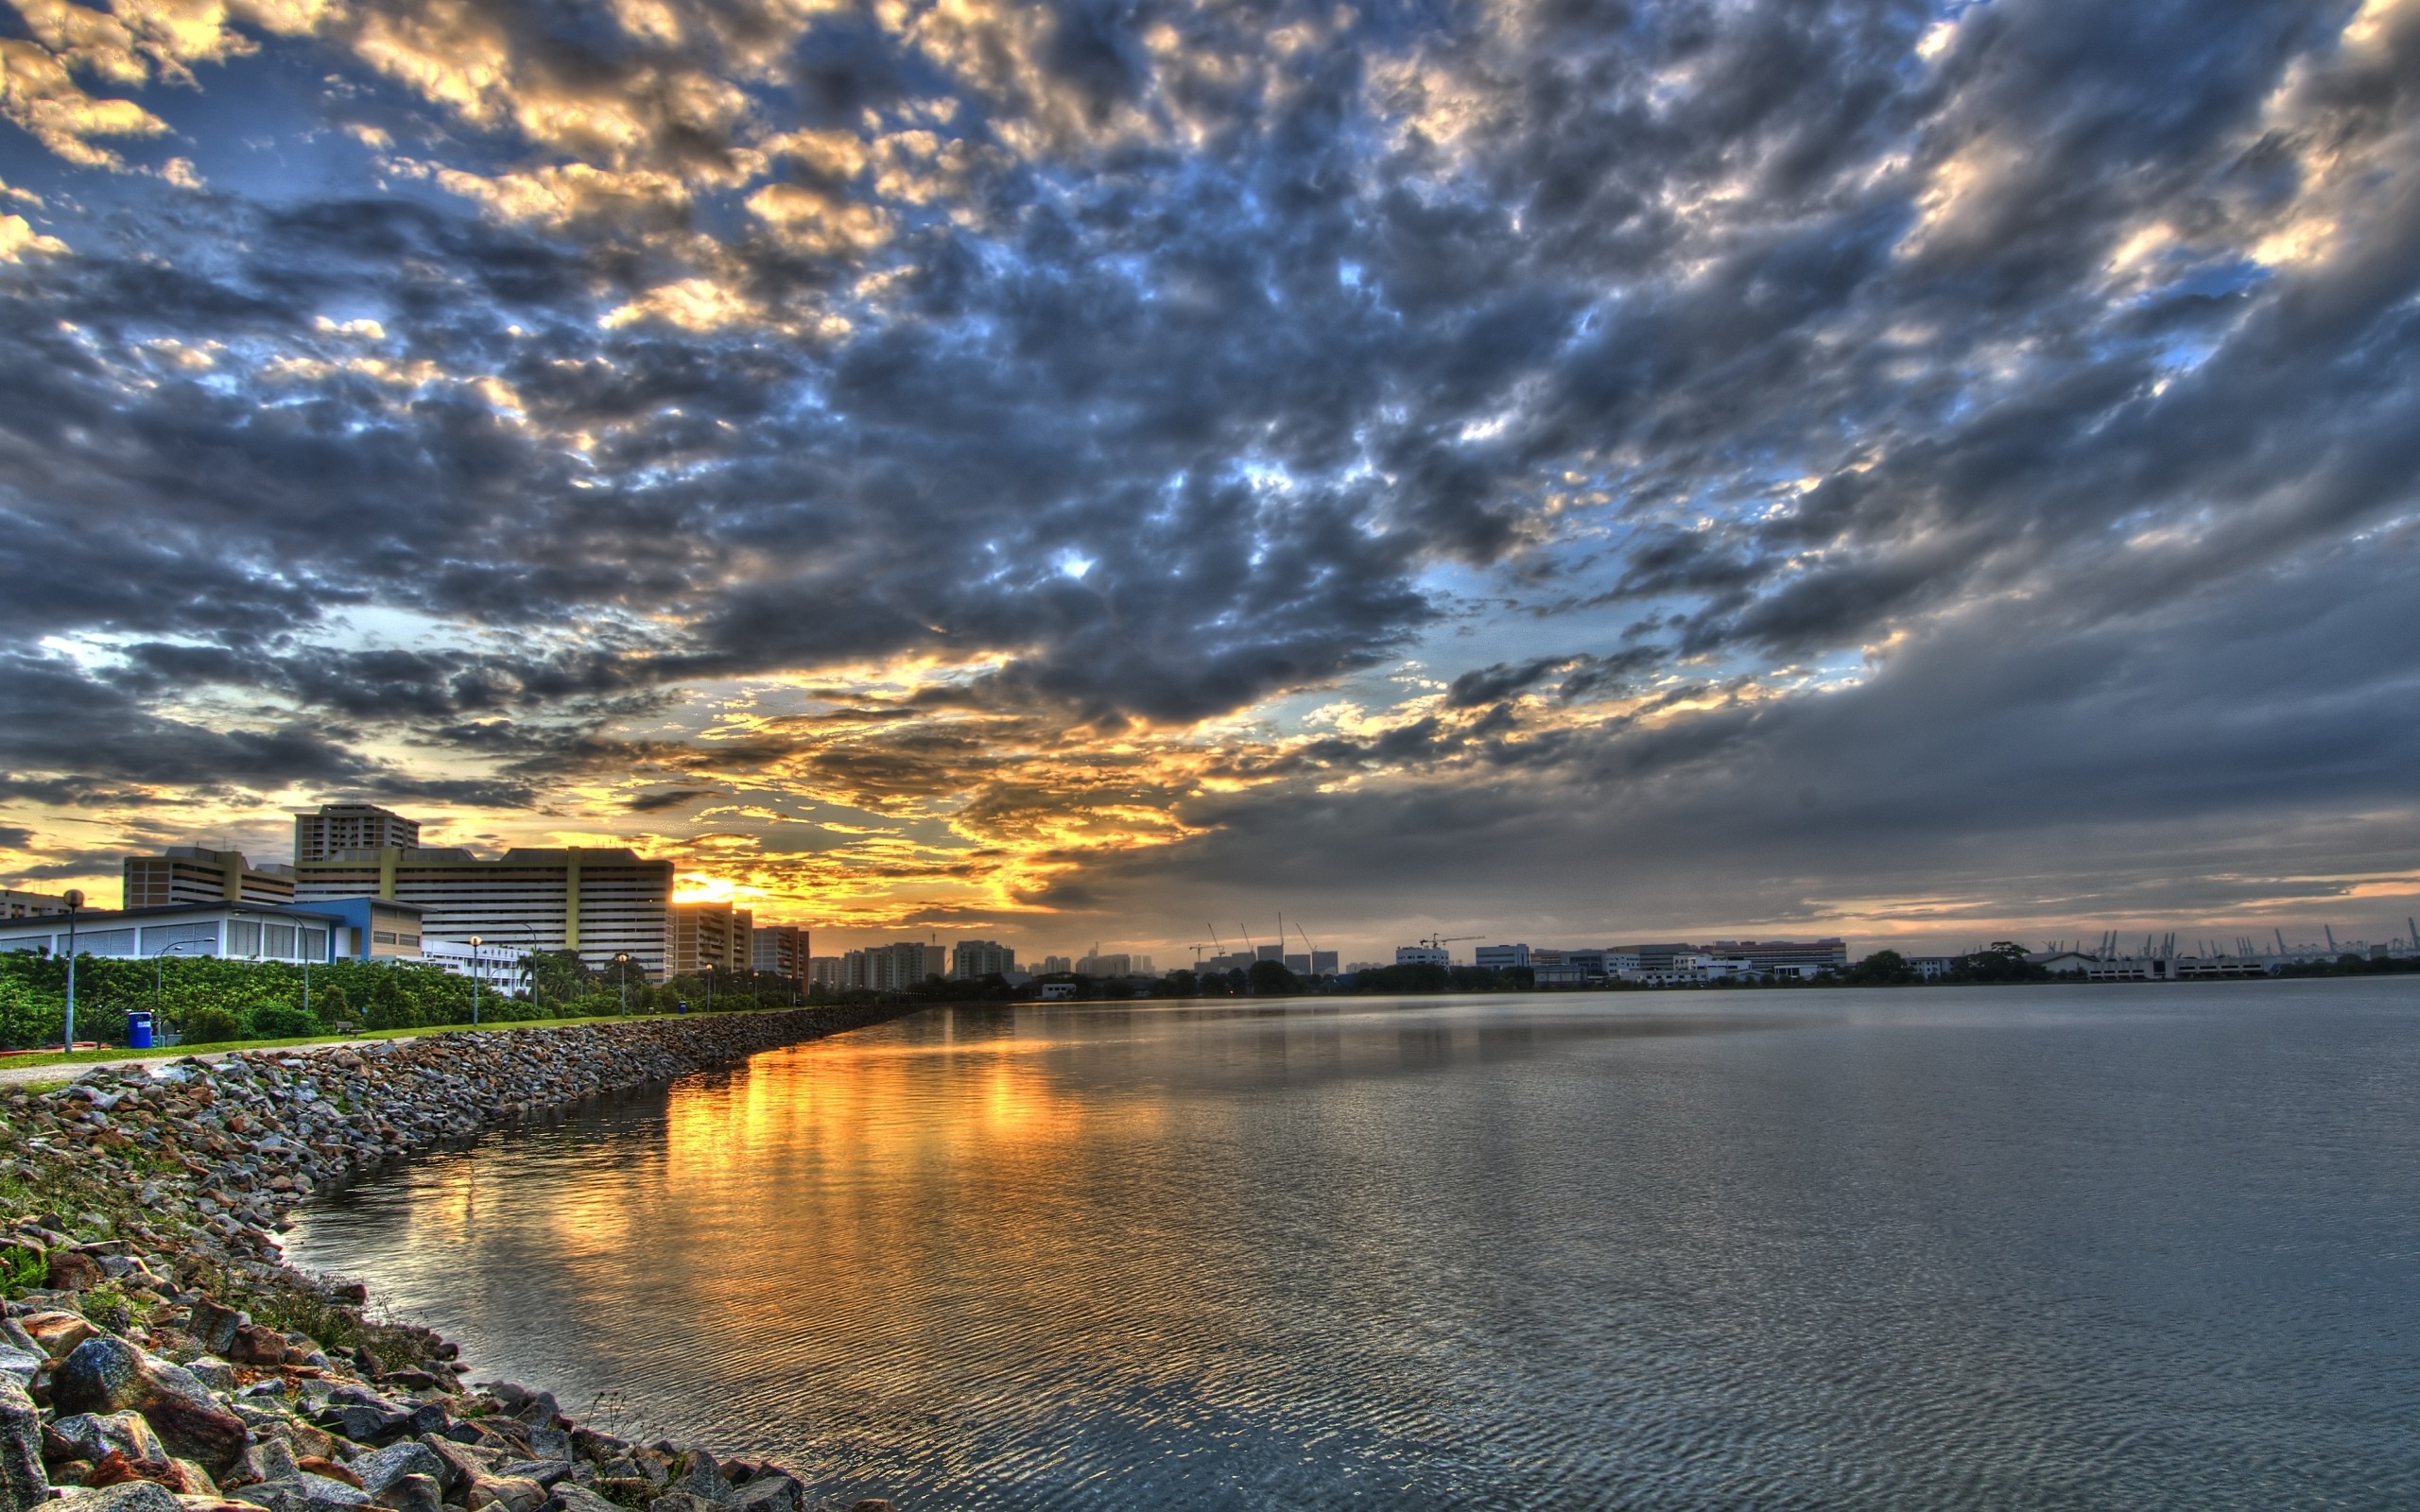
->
0;1006;915;1512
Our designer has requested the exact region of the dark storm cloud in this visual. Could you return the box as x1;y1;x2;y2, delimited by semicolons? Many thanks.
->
1049;522;2420;936
0;0;2411;933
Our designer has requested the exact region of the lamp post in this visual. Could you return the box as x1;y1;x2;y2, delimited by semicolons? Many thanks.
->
703;962;714;1015
614;953;631;1015
468;936;483;1026
151;938;187;1035
60;889;83;1054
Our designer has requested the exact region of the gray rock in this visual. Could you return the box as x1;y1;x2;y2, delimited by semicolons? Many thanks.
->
466;1476;547;1512
233;1436;304;1486
646;1495;722;1512
230;1475;381;1512
548;1486;621;1512
50;1413;168;1466
493;1462;573;1490
372;1473;441;1512
187;1356;240;1390
417;1435;494;1496
728;1474;802;1512
671;1452;734;1508
313;1404;410;1447
50;1337;249;1472
57;1482;184;1512
0;1376;39;1512
186;1300;249;1356
351;1443;445;1497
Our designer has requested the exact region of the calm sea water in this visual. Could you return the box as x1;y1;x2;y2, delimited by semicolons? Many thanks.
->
285;984;2420;1510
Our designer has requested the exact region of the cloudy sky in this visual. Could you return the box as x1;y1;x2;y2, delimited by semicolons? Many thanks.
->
1;0;2416;961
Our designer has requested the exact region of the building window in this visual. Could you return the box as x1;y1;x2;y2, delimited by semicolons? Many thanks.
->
399;935;421;950
228;919;262;956
301;928;327;960
373;931;397;945
140;921;217;958
78;928;139;957
265;923;298;958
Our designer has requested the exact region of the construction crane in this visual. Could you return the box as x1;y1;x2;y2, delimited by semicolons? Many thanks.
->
1420;934;1480;961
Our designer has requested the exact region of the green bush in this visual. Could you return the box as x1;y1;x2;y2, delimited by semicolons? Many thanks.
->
312;982;350;1022
361;973;419;1030
247;1002;320;1038
182;1005;242;1044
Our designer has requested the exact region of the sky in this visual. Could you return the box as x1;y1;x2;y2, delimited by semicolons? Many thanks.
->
0;0;2416;964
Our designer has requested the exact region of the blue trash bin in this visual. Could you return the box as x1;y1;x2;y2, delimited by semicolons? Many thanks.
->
127;1011;154;1050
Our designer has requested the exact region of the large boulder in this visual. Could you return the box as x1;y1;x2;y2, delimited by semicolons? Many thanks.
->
48;1338;249;1473
0;1376;42;1512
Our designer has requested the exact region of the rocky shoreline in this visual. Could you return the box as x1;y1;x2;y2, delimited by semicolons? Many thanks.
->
0;1007;910;1512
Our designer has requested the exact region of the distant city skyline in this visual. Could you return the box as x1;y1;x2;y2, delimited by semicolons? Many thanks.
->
0;1;2412;954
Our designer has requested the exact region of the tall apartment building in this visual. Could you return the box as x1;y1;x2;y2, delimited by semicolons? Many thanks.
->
752;923;807;980
0;889;71;919
668;901;753;977
293;802;421;863
844;941;944;991
293;846;672;974
950;939;1016;980
805;956;844;990
123;849;297;909
1039;954;1073;974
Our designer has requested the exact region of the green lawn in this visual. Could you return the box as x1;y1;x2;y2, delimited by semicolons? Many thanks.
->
0;1003;821;1074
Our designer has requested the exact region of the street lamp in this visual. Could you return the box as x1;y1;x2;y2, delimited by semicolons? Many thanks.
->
614;953;631;1015
151;938;188;1035
60;889;83;1054
468;936;483;1026
702;962;714;1015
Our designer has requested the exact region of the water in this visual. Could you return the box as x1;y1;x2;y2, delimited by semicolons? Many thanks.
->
285;984;2420;1509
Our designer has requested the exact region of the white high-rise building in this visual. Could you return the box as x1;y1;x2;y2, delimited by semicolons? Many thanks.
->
295;846;672;975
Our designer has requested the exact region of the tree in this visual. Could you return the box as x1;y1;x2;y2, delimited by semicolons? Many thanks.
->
1845;950;1917;986
362;971;419;1030
182;1005;241;1044
1246;960;1302;996
1951;943;2047;984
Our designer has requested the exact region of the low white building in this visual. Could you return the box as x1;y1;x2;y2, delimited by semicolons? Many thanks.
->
0;902;346;963
1395;945;1451;967
420;937;528;990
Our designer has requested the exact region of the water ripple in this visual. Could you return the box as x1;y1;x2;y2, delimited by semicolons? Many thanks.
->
288;985;2420;1510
